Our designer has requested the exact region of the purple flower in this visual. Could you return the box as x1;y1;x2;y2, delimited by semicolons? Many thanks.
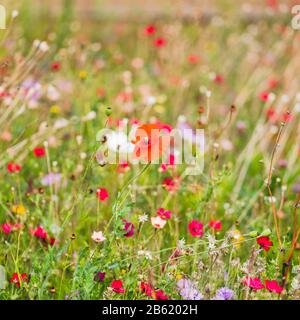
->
94;272;106;282
177;278;203;300
41;173;61;187
292;183;300;194
213;287;234;300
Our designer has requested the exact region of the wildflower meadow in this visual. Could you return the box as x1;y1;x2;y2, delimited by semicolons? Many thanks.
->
1;0;300;302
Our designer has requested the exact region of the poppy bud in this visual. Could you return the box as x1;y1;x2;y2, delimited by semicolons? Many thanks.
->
248;231;258;237
105;106;112;117
261;228;272;236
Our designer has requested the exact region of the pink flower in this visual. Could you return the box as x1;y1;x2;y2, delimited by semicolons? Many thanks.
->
111;280;125;293
123;220;134;238
157;208;172;220
91;231;106;243
209;220;222;231
162;176;180;193
265;280;283;294
155;289;168;300
151;216;167;229
96;188;109;201
243;276;264;291
188;220;204;237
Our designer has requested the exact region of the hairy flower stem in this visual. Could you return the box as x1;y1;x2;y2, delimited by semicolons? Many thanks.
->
266;119;288;249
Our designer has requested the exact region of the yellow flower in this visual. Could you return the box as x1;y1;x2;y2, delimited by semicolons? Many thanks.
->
230;229;244;248
12;204;26;216
50;105;61;114
154;104;165;114
121;269;126;275
176;273;183;281
79;70;87;80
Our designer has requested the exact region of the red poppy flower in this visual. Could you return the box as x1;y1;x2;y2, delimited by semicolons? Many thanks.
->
257;236;273;251
123;219;134;238
144;25;156;35
33;147;46;158
117;162;130;173
243;276;264;290
154;37;166;47
132;123;170;162
96;188;109;201
1;223;11;234
49;237;56;246
214;74;224;85
162;176;180;192
266;107;277;122
268;78;279;89
155;289;168;300
282;112;292;123
96;87;106;99
141;282;154;297
111;280;125;293
188;220;204;237
157;208;172;220
9;273;28;287
187;54;199;64
51;61;61;71
265;280;283;294
259;91;270;102
33;226;48;240
7;162;22;173
209;220;222;231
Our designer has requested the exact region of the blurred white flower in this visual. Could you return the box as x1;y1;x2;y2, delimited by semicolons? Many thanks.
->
91;231;106;243
107;131;134;153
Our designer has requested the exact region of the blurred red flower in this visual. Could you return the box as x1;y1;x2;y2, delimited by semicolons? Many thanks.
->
141;282;154;297
162;176;180;193
144;25;156;35
187;54;199;64
259;91;270;102
33;226;48;240
1;223;11;234
257;236;273;251
51;61;61;72
155;289;168;300
111;280;125;293
188;220;204;237
10;273;28;287
7;162;22;173
243;276;264;290
154;37;166;47
265;280;283;294
209;220;222;231
133;123;170;162
214;74;224;85
96;188;109;201
33;146;46;158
